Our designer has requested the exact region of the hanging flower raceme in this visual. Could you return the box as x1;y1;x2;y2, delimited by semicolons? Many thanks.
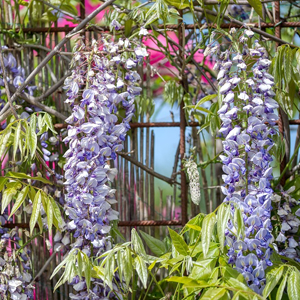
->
185;159;201;205
62;32;147;298
214;29;278;294
0;200;34;300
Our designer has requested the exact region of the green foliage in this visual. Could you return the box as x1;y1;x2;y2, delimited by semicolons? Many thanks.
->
246;0;263;19
0;112;57;163
164;80;184;107
139;230;167;256
271;46;299;118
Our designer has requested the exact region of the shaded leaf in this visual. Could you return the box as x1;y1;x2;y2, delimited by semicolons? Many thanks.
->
140;230;166;256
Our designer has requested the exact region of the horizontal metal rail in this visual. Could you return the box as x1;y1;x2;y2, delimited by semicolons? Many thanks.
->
2;220;182;228
54;120;300;130
3;21;300;34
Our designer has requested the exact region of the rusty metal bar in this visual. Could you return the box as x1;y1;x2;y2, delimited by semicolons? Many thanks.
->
118;220;182;226
4;22;300;34
54;121;200;130
54;120;300;130
178;13;188;226
2;220;182;228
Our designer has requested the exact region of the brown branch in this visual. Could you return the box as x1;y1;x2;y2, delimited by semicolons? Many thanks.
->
7;84;67;121
118;152;179;186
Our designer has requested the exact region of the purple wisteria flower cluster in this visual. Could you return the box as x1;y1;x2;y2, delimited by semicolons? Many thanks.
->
272;186;300;261
62;31;147;299
0;201;34;300
0;47;37;129
213;29;279;294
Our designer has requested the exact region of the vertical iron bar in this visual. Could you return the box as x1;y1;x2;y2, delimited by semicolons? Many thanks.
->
178;11;188;226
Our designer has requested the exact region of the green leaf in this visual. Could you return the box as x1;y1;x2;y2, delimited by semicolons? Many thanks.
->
135;255;148;289
77;252;83;279
276;272;288;300
284;47;292;84
186;224;202;231
234;207;245;239
50;196;63;227
30;114;37;132
117;250;123;280
247;0;263;19
60;3;78;16
0;128;12;158
9;185;29;218
217;203;230;252
103;253;114;289
0;178;7;193
164;0;189;9
47;199;53;234
50;249;76;280
202;212;216;258
37;212;43;233
43;113;57;134
167;276;199;286
139;230;166;257
131;228;147;257
6;171;53;185
124;247;133;286
226;277;253;293
168;227;189;256
1;187;17;214
30;190;42;235
263;266;284;298
287;269;300;299
13;122;21;160
185;104;214;115
200;288;227;300
27;126;37;159
196;94;217;107
84;260;92;290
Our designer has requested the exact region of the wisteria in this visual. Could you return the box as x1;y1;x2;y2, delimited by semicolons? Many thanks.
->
62;30;148;298
0;201;34;300
214;29;278;294
272;186;300;261
0;49;36;300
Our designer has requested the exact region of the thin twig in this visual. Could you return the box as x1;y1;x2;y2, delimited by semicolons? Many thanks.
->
30;248;59;284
